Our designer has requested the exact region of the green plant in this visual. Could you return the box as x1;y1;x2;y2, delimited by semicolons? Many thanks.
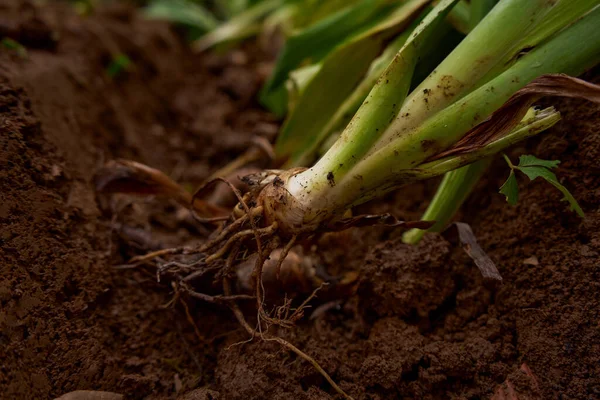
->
106;54;133;78
104;2;600;397
1;38;27;58
239;0;599;236
192;0;282;51
403;0;499;244
403;0;594;244
272;0;437;162
144;0;220;40
500;154;583;216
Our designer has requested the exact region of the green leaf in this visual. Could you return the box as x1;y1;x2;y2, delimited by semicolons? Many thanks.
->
517;154;560;169
273;0;432;161
1;38;27;57
281;0;461;175
292;0;364;29
144;0;219;32
106;54;132;78
518;165;584;217
215;0;249;18
192;0;282;52
259;0;395;115
499;170;519;205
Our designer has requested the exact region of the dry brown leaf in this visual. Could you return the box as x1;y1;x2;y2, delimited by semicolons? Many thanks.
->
95;159;227;218
444;222;502;280
433;74;600;160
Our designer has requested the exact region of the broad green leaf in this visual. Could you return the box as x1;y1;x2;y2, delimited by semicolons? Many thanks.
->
311;18;419;160
518;165;584;217
275;0;431;165
286;63;322;112
517;154;560;169
144;0;219;32
276;36;385;163
499;170;519;205
192;0;282;52
292;0;364;29
260;0;396;115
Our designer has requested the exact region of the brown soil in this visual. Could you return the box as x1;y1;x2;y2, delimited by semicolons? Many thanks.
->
1;2;599;400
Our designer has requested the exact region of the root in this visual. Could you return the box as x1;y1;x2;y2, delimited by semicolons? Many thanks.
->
285;282;327;324
128;247;187;265
180;297;205;343
157;258;205;282
115;172;353;398
200;209;256;252
222;273;353;400
183;287;255;304
191;214;231;224
182;264;221;283
264;337;352;400
206;223;277;263
275;235;297;280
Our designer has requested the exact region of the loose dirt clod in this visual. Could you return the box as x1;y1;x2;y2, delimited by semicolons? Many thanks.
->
55;391;124;400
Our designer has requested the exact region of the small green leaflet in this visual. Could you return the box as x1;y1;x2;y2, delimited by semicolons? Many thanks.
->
1;38;27;58
517;154;561;169
517;164;584;217
499;170;518;205
500;154;584;217
106;54;132;78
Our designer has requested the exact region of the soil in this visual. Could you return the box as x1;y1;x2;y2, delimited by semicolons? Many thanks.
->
1;2;599;400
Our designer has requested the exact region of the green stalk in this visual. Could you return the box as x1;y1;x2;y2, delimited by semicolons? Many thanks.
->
352;7;600;197
402;159;490;244
403;0;600;244
275;0;432;166
403;106;540;244
294;0;461;187
306;0;561;194
375;0;562;151
469;0;498;31
474;0;600;88
446;0;470;34
407;108;562;179
289;16;418;167
286;3;600;224
402;0;497;244
310;14;459;166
